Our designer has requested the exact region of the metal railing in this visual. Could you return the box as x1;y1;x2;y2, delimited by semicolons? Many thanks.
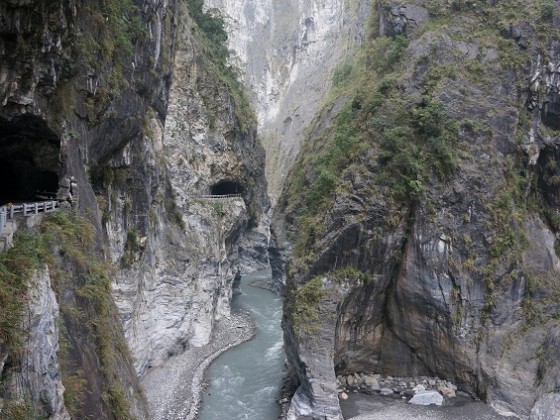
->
0;200;59;236
193;194;243;200
0;206;5;237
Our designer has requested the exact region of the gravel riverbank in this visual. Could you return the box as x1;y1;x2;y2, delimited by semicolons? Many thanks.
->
142;311;256;420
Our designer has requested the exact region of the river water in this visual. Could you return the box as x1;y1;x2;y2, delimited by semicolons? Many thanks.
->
196;270;511;420
198;269;284;420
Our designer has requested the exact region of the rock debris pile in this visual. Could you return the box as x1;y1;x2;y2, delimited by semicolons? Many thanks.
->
337;373;461;406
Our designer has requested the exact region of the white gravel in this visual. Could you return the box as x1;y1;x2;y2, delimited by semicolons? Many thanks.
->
142;312;255;420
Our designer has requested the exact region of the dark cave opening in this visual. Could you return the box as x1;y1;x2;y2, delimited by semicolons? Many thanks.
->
542;92;560;130
210;180;244;196
0;115;60;204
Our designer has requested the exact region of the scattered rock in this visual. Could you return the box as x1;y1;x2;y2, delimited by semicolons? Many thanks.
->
412;384;426;394
409;391;444;406
340;392;349;400
335;372;465;405
439;386;456;398
364;375;380;390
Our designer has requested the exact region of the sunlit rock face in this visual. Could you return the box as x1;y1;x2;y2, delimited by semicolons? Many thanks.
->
107;2;268;376
0;1;268;412
204;0;373;202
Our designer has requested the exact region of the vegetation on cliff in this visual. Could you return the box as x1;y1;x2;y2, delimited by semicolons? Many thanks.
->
278;0;560;416
282;0;560;289
187;0;256;133
0;212;140;419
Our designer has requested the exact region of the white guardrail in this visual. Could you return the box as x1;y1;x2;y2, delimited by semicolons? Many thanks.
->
0;201;59;236
193;194;243;199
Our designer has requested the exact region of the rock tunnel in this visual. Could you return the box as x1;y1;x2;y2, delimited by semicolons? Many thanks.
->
0;115;60;204
210;180;244;196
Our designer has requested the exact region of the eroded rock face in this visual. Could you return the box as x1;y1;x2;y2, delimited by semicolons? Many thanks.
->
530;393;560;420
104;2;268;375
204;0;373;202
378;3;428;37
0;0;267;417
0;0;178;416
275;1;560;419
0;267;70;419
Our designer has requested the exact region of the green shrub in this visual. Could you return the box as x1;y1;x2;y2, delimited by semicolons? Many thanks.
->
333;62;354;88
369;35;409;73
186;0;255;132
306;168;338;209
0;212;136;419
292;277;325;333
103;0;146;58
540;0;557;20
0;231;48;352
377;96;458;201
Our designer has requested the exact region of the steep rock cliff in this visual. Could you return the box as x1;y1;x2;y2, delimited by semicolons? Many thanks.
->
0;0;267;417
103;0;268;375
204;0;373;202
0;0;177;416
275;1;560;418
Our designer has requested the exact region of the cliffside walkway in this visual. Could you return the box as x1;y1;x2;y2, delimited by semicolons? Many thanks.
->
193;194;243;200
0;201;60;251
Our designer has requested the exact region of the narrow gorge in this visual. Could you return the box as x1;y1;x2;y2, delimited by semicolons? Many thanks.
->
0;1;560;420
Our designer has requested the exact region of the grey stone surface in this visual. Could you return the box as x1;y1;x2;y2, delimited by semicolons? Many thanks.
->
107;0;269;378
1;268;71;419
341;393;512;420
379;4;429;37
530;393;560;420
274;1;560;419
409;391;444;406
204;0;373;203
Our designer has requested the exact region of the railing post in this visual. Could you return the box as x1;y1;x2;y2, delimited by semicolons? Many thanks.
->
35;203;39;214
0;206;5;236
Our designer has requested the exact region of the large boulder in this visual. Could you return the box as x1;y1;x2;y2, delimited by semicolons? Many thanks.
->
530;394;560;420
409;391;444;406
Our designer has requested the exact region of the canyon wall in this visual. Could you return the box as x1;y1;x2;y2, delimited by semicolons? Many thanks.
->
204;0;373;202
0;0;267;417
272;1;560;419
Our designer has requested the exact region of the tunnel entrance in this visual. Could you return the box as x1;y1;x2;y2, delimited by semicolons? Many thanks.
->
210;180;244;196
0;115;60;204
542;97;560;130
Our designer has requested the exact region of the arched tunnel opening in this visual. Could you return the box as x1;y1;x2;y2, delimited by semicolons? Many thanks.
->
210;180;244;196
0;115;60;204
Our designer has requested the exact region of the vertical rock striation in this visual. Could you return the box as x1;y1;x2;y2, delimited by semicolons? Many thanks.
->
0;0;267;417
273;1;560;419
1;267;70;419
204;0;373;202
105;0;268;375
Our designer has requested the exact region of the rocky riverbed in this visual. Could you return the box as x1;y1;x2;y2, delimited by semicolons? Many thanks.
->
341;393;513;420
337;373;459;401
337;373;513;419
142;312;255;420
